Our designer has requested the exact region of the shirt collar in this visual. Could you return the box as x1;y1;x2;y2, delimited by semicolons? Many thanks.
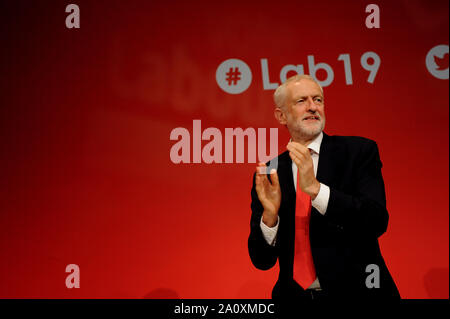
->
308;131;323;155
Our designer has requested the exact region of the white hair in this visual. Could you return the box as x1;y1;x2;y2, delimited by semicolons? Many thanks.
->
273;74;324;109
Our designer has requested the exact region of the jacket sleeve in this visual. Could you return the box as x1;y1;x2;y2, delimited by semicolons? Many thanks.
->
248;172;279;270
325;140;389;238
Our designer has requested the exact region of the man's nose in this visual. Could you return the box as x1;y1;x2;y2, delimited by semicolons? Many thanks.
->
306;97;318;111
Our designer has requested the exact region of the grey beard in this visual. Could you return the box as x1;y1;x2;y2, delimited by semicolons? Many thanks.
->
289;119;325;141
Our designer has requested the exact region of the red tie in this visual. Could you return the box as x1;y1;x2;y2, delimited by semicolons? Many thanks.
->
293;168;317;289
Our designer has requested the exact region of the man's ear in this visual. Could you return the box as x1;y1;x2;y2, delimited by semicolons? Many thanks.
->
274;107;287;125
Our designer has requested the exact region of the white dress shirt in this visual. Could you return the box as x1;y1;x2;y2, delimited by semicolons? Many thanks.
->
259;132;330;290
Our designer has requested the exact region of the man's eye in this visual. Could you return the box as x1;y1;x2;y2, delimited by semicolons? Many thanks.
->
314;98;323;102
297;100;304;103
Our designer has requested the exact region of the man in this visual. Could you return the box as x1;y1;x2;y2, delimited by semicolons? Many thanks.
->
248;74;400;301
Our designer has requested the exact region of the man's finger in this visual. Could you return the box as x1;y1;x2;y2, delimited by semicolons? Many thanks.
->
257;162;267;175
270;169;280;188
256;165;269;188
288;141;309;155
255;170;260;184
255;174;262;193
255;171;266;195
287;143;306;161
288;151;301;168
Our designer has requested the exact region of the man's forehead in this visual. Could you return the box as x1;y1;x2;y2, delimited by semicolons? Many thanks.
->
287;80;323;98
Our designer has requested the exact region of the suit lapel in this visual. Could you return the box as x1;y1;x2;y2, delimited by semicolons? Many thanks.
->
316;132;336;187
275;151;296;206
274;151;296;259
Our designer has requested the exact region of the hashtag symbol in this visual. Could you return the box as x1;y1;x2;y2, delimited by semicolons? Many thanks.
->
225;67;241;85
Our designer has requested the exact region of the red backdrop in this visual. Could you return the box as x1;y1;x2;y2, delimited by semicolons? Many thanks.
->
0;0;448;299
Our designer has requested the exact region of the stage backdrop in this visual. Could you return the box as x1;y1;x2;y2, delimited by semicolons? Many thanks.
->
0;0;448;299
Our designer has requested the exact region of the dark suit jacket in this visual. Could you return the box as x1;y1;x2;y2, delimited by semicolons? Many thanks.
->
248;132;400;300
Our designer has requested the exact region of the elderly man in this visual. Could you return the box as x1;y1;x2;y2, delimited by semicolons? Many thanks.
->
248;74;400;300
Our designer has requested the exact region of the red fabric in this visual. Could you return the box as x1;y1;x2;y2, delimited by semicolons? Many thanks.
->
293;169;317;289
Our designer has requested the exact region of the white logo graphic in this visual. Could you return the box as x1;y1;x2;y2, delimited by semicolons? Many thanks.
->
218;52;381;94
426;45;449;80
216;59;252;94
